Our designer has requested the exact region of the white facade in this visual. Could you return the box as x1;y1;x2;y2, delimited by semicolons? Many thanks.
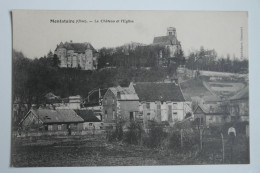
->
139;101;193;127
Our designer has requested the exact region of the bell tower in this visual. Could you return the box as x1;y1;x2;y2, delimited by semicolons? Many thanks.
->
167;27;176;37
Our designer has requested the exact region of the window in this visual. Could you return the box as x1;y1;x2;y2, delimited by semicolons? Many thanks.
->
173;103;177;109
112;110;116;120
157;104;161;110
58;125;62;131
146;103;150;109
89;123;93;126
130;112;134;121
48;125;53;131
105;110;108;120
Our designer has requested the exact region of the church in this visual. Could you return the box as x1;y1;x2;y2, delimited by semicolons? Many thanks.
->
153;27;182;65
54;41;98;70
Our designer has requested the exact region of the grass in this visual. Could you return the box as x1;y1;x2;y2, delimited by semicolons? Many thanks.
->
11;133;249;167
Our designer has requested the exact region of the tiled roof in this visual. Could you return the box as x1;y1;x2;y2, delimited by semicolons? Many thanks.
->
30;109;84;124
74;110;101;122
153;35;180;46
133;82;185;102
230;86;249;100
109;86;139;100
195;104;229;115
57;42;97;53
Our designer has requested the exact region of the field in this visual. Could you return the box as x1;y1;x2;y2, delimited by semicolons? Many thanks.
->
11;133;249;167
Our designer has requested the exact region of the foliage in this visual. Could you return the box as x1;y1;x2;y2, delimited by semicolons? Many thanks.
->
123;121;143;145
143;121;167;148
186;46;248;73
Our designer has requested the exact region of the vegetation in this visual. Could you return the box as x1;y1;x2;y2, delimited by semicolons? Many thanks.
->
186;46;248;73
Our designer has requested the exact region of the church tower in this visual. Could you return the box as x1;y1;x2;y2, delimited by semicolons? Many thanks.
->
167;27;176;37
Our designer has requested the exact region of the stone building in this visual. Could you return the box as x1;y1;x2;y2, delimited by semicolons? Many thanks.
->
132;82;192;128
229;86;249;122
54;41;98;70
153;27;182;65
102;86;139;126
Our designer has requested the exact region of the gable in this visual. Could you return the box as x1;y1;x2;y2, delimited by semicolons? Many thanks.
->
21;111;43;127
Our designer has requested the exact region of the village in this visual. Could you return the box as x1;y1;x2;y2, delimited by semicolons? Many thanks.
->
11;27;249;166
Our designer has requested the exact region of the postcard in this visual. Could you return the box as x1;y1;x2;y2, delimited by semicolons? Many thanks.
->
11;10;249;167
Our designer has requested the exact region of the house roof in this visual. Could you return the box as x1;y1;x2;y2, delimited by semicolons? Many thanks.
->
56;42;97;53
109;86;139;100
195;104;229;115
230;86;249;100
74;110;101;122
29;108;84;124
153;35;180;46
133;82;185;102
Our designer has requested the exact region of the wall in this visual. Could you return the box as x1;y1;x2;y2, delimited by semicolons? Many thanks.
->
230;99;249;119
140;101;186;128
118;100;139;121
102;90;117;123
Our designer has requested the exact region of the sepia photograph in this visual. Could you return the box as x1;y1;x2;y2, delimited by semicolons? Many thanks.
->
11;10;249;167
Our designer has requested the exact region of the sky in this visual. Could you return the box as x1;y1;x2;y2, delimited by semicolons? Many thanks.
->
12;10;248;60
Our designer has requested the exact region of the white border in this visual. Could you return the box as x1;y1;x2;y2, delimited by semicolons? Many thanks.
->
0;0;260;172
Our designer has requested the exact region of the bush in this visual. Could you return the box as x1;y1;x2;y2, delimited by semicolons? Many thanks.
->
106;123;124;142
143;122;167;148
168;129;197;151
123;121;142;145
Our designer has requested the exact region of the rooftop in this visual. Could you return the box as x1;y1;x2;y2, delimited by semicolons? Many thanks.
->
28;108;84;124
133;82;185;102
153;35;180;46
74;109;101;122
230;86;249;100
56;41;97;53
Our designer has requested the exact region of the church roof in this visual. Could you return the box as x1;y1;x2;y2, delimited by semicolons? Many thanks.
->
153;35;180;46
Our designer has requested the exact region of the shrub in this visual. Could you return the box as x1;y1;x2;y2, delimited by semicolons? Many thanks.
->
106;123;124;142
123;121;142;145
143;121;167;148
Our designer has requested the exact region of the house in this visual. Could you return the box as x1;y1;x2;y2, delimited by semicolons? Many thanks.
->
132;82;192;128
54;41;98;70
229;86;249;122
74;109;104;130
193;104;230;127
19;108;84;136
102;86;139;126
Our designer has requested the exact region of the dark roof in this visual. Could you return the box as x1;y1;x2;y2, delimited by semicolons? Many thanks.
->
230;86;249;100
133;82;185;102
29;109;84;124
74;110;101;122
194;104;229;115
153;35;180;46
56;42;97;53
